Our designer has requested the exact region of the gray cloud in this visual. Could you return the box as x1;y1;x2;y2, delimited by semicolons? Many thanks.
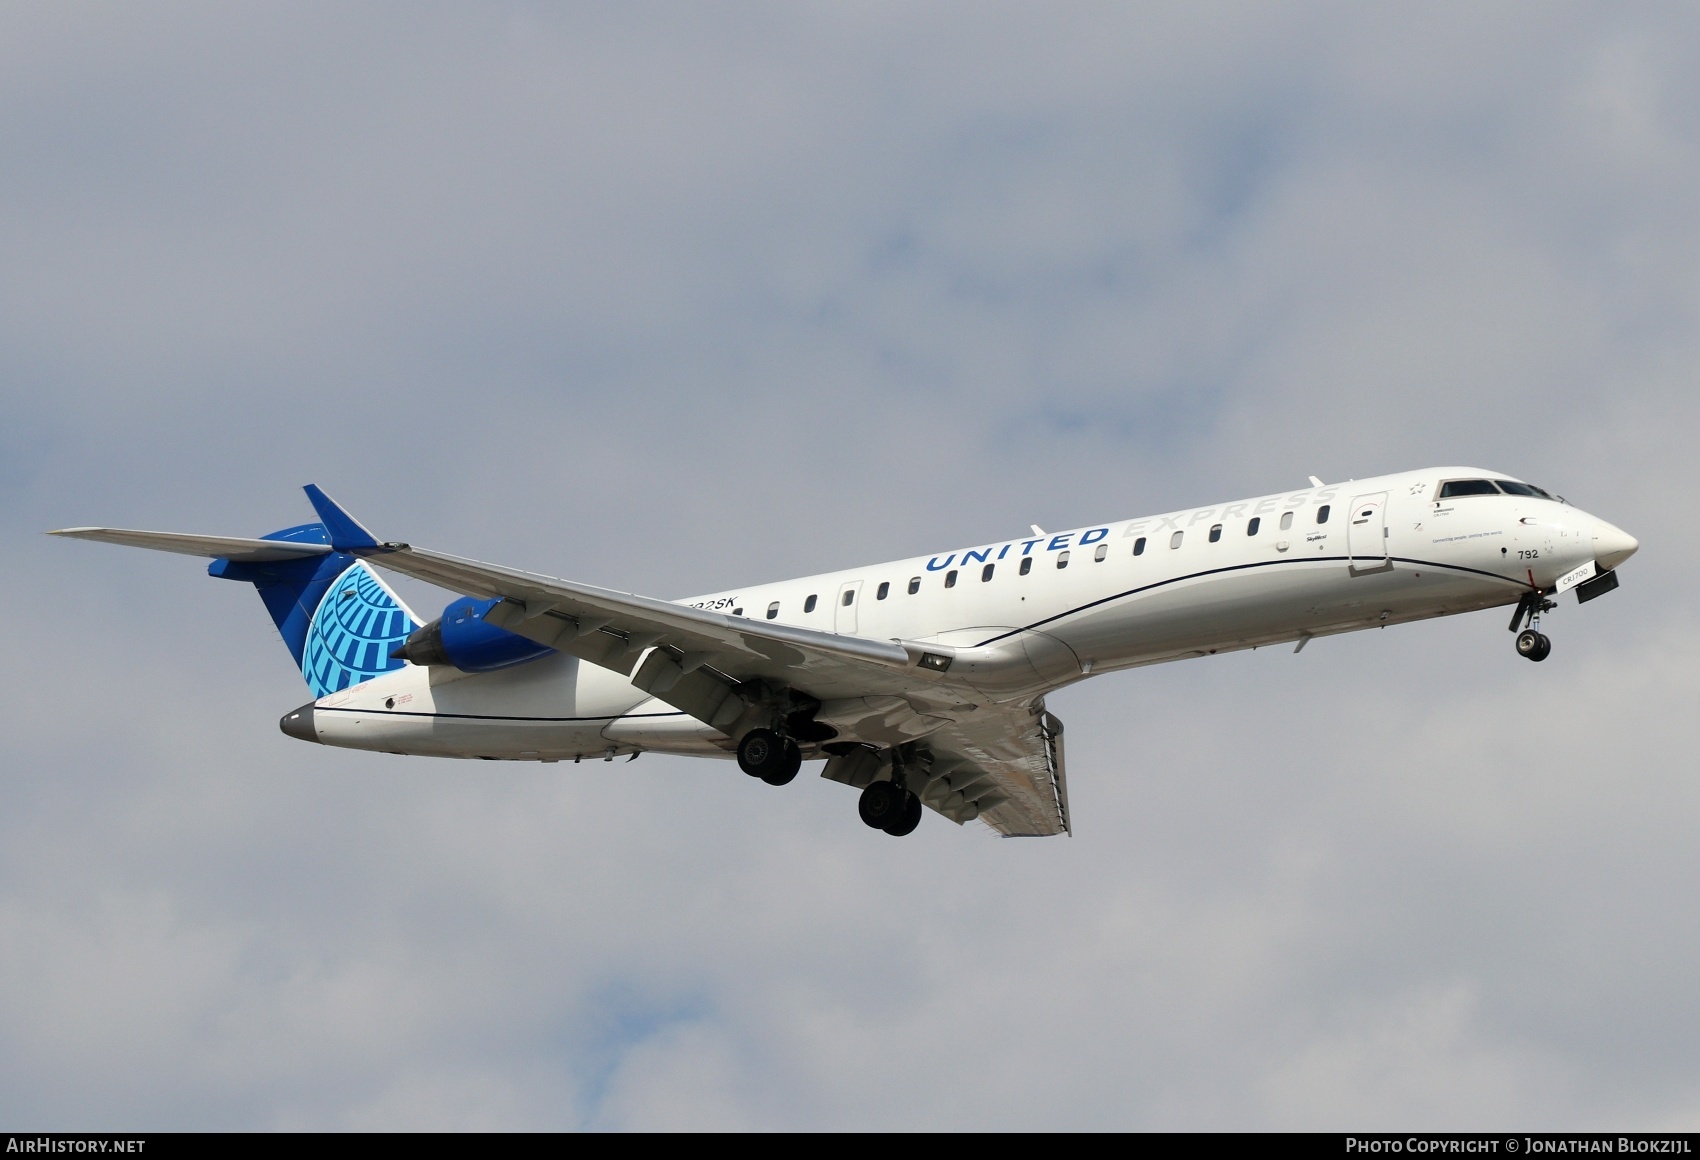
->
2;0;1698;1129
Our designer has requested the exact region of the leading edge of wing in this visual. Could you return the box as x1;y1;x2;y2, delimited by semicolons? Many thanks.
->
356;540;919;674
299;483;960;698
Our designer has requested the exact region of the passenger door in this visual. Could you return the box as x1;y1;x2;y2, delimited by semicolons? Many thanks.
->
835;580;863;634
1347;492;1392;575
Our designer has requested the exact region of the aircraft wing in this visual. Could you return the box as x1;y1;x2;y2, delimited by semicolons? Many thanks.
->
300;485;984;703
357;540;986;719
824;708;1071;837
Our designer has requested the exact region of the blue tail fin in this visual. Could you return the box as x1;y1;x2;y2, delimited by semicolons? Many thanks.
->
209;523;420;697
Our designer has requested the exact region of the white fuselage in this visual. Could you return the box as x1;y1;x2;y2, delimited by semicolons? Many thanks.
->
307;467;1635;762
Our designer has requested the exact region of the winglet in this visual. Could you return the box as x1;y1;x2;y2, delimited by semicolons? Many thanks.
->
302;485;380;551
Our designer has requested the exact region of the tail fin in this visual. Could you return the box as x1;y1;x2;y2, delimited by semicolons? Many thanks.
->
209;523;420;696
51;491;421;698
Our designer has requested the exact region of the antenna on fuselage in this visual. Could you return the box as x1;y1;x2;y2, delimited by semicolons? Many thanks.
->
1308;476;1325;487
1030;524;1046;536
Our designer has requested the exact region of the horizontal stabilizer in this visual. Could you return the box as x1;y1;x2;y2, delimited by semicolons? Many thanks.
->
48;527;333;564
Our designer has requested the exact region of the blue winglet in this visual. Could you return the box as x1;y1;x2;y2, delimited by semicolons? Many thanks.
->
302;485;381;551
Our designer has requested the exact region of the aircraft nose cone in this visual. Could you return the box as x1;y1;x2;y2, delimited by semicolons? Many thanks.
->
279;703;320;744
1594;520;1639;571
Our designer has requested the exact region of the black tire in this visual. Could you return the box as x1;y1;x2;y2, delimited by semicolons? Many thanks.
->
760;739;803;786
1530;632;1552;662
1516;629;1541;658
738;729;785;779
858;781;906;829
883;791;923;837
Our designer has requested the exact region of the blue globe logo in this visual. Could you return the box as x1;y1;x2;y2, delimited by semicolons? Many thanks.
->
303;562;415;697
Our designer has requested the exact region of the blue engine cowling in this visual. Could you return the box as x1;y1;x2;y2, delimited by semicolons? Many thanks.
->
392;597;556;673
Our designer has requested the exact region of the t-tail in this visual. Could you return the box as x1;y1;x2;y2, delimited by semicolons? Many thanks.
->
49;488;420;697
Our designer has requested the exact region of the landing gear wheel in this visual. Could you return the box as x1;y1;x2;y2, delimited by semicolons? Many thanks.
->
858;781;908;829
1511;592;1557;662
1516;629;1552;662
882;791;923;837
738;729;787;779
760;739;803;786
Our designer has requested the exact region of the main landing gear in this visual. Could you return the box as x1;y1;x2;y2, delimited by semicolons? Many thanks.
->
1509;591;1556;662
737;728;802;786
859;781;922;836
857;750;923;837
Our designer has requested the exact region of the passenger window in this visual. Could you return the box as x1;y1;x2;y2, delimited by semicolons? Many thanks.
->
1020;557;1032;576
766;602;779;620
981;563;994;582
733;607;743;616
1247;517;1260;536
1438;479;1500;498
804;594;817;613
1133;537;1146;555
944;570;958;588
1094;543;1107;562
1315;505;1329;524
1280;511;1293;530
1056;551;1069;569
1209;524;1222;543
1170;531;1183;549
877;581;889;600
841;589;854;606
907;577;920;594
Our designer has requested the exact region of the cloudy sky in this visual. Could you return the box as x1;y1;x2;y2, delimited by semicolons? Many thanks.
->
3;0;1698;1130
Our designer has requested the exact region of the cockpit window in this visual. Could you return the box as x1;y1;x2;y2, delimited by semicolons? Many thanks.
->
1494;480;1553;499
1438;479;1500;498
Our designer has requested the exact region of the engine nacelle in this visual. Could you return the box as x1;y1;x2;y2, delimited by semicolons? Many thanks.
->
392;597;556;673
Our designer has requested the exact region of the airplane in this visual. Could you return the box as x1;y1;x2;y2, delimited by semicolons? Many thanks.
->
51;467;1637;839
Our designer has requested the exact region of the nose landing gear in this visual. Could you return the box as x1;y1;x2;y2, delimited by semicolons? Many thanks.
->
1516;628;1552;662
1509;591;1556;662
737;728;802;785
